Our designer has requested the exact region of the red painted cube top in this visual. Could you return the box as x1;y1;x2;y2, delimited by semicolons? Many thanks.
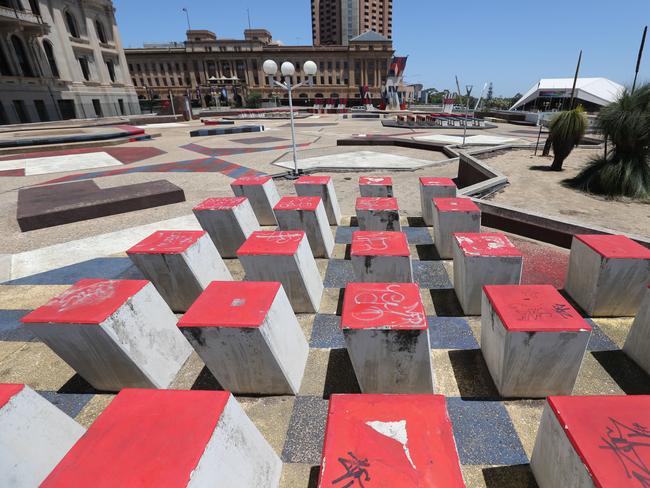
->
547;395;650;488
126;230;205;255
0;384;24;410
230;175;273;186
356;197;399;211
419;177;456;187
454;233;523;257
295;175;331;185
178;281;280;328
433;197;480;213
319;394;465;488
359;175;393;186
193;196;247;211
341;283;427;330
21;279;149;325
41;389;231;488
273;196;322;212
237;230;306;256
575;234;650;259
483;284;591;333
351;231;410;257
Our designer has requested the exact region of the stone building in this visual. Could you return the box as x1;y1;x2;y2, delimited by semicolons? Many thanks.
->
311;0;392;46
0;0;139;125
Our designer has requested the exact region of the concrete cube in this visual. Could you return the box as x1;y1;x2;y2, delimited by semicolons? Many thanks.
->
178;281;309;395
419;177;457;225
230;175;280;225
530;395;650;488
237;230;323;313
0;384;85;488
21;279;193;391
623;286;650;374
453;232;523;315
318;394;465;487
41;389;282;487
193;196;260;258
341;282;433;393
127;230;232;312
432;198;481;259
356;197;401;231
274;196;335;258
481;284;591;398
295;175;341;225
351;230;413;283
359;175;393;197
564;234;650;316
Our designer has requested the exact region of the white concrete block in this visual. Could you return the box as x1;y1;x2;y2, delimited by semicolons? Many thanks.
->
341;283;433;393
355;197;401;231
350;231;413;282
127;230;232;312
432;198;481;259
359;175;393;197
237;231;323;313
564;234;650;316
274;196;335;258
481;285;591;397
193;197;260;258
21;279;193;392
295;175;341;225
0;384;85;488
230;176;280;225
623;286;650;374
178;281;309;395
41;389;282;487
419;177;457;225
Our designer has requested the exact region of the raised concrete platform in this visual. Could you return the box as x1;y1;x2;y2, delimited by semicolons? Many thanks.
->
481;284;591;397
623;286;650;374
273;150;440;171
0;384;85;488
178;281;308;395
126;230;232;312
531;395;650;488
41;389;282;487
0;125;146;149
190;125;264;137
21;279;193;391
413;133;524;145
341;282;433;393
193;197;260;258
318;394;465;487
351;231;413;283
231;175;280;226
359;175;393;197
274;196;334;258
419;177;457;225
564;234;650;316
294;175;341;225
355;197;401;232
432;198;481;259
0;150;124;176
453;233;523;315
237;231;323;313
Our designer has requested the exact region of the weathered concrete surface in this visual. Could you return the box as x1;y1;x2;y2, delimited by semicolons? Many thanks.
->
419;177;457;225
432;198;481;259
623;286;650;374
350;231;413;283
231;176;281;226
294;175;342;225
274;197;334;258
359;175;393;197
356;197;401;232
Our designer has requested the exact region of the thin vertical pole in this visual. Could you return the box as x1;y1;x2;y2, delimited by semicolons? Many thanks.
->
287;78;298;175
632;26;647;93
569;50;582;109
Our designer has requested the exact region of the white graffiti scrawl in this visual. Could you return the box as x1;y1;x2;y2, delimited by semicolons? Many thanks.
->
352;285;425;327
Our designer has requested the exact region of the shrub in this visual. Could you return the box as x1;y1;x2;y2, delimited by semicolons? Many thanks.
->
548;106;588;170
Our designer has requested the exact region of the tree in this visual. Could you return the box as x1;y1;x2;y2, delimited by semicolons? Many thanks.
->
547;106;588;170
246;91;263;108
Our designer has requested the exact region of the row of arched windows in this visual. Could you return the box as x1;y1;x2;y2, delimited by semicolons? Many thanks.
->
64;9;110;44
0;35;58;79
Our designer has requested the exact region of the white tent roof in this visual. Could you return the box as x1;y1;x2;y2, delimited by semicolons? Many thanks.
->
510;77;624;110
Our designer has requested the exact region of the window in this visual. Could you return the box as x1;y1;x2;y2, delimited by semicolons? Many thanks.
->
95;20;107;43
78;56;90;80
65;11;79;38
155;78;160;86
92;99;102;117
136;63;141;72
11;36;34;77
34;100;49;121
118;99;125;115
132;78;137;86
28;0;40;15
0;44;12;76
58;99;76;120
43;41;59;78
178;77;183;86
13;100;30;123
106;60;115;82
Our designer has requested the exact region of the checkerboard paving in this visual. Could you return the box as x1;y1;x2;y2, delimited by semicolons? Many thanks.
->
0;216;645;487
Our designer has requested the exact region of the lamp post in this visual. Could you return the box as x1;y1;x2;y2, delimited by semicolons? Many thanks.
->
462;84;473;146
263;59;317;178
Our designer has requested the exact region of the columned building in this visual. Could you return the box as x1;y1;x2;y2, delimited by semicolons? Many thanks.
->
312;0;392;46
0;0;139;125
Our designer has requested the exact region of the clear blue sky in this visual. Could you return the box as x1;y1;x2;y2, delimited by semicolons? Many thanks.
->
114;0;649;97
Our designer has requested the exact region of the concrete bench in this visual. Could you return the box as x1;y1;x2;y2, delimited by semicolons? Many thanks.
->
237;231;323;313
341;282;433;393
318;394;465;487
623;286;650;374
41;389;281;487
294;175;341;225
274;196;334;258
127;230;232;312
0;384;85;488
356;197;401;232
432;197;481;258
230;175;280;226
351;230;413;283
359;175;393;197
21;279;193;391
419;177;457;225
193;197;260;258
453;232;523;315
189;125;264;136
531;395;649;488
178;281;308;395
564;234;650;316
481;284;591;397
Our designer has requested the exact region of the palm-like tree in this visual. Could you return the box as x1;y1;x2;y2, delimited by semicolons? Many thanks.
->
547;106;588;171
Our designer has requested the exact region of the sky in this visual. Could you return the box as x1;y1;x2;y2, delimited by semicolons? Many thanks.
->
114;0;649;97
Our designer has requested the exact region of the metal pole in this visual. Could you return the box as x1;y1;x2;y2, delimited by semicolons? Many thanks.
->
287;78;298;175
632;26;647;93
534;119;543;155
462;85;472;145
569;50;582;110
182;8;191;30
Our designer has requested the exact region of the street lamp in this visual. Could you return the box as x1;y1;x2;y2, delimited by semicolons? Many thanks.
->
263;59;317;177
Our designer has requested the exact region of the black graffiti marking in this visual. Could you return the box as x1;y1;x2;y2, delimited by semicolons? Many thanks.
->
599;417;650;486
332;452;371;488
552;303;574;319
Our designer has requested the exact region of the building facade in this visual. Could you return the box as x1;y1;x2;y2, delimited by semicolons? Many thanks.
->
0;0;139;125
312;0;392;46
125;29;394;107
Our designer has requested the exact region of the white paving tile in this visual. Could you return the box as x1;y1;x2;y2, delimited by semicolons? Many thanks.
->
274;150;444;171
135;123;188;128
21;152;123;176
